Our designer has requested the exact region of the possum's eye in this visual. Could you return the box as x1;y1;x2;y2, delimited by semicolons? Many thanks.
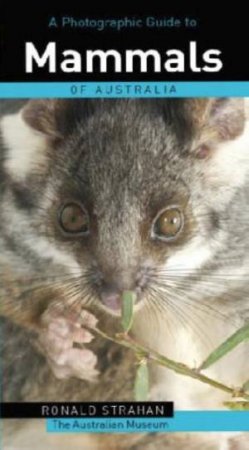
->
152;207;183;241
59;203;90;235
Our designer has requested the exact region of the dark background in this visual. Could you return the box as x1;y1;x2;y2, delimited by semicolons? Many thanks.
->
0;402;174;418
0;5;247;81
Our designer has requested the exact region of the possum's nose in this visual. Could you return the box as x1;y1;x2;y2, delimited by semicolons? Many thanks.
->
99;279;137;312
93;262;148;312
100;286;123;311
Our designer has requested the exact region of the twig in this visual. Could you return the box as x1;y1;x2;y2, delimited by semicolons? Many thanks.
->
90;326;249;401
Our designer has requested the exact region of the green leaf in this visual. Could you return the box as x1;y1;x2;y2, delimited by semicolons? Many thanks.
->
242;379;249;392
224;401;249;411
134;360;149;401
121;290;136;332
199;323;249;370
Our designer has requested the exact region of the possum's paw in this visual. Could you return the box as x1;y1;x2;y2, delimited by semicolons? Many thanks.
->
37;307;99;381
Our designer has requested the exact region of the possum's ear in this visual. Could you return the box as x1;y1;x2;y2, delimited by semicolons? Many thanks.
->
192;98;249;200
22;99;65;140
1;100;94;181
22;99;92;141
1;104;49;181
187;98;245;144
22;99;78;141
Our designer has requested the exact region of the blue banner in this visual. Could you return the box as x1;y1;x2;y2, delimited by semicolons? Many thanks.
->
46;411;249;433
1;82;249;98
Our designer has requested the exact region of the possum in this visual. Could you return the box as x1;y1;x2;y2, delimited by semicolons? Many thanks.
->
0;98;249;449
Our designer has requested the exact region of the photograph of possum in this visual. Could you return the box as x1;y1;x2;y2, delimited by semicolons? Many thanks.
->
0;98;249;449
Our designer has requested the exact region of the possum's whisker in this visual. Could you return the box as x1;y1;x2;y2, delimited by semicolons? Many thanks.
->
148;284;216;349
151;278;239;325
147;288;181;343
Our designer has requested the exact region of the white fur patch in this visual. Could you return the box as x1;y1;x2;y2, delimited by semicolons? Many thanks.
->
3;201;82;277
25;234;82;276
165;235;212;274
0;111;47;180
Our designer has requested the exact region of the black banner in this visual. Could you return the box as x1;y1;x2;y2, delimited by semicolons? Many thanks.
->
0;5;248;81
0;402;174;418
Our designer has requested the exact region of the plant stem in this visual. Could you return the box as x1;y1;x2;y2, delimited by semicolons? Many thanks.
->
90;326;249;401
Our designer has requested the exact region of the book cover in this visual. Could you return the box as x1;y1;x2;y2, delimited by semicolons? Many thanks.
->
0;5;249;450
